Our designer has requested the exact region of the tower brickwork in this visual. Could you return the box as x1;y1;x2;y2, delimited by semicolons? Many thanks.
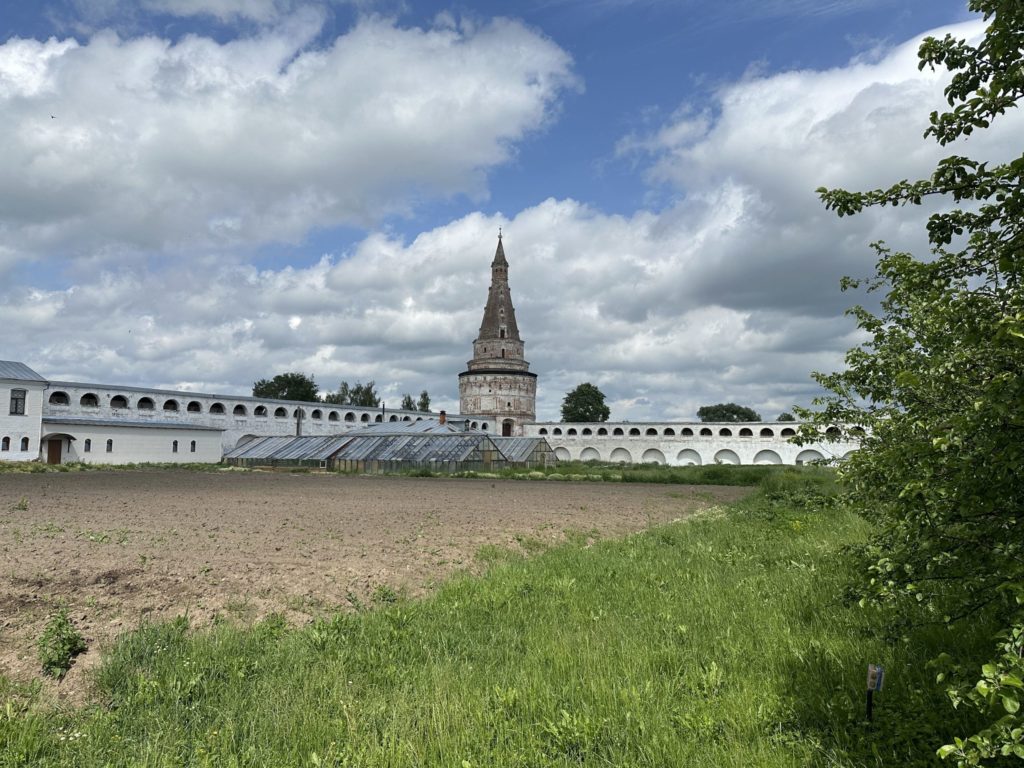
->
459;235;537;436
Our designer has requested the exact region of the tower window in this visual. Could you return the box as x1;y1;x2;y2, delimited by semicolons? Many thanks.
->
84;439;91;453
500;328;506;339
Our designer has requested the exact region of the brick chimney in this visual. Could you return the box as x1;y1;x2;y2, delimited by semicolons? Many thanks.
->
439;410;447;425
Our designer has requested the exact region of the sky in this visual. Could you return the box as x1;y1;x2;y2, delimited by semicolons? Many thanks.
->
0;0;1015;421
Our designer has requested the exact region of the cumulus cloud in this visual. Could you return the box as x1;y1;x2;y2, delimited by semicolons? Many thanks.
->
5;18;1020;423
141;0;311;24
0;14;576;264
0;199;858;421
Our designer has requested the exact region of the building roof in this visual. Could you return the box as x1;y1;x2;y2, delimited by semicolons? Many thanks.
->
477;235;521;342
355;419;471;435
333;434;496;463
490;436;553;462
223;431;551;465
492;233;509;267
224;435;353;461
0;360;46;383
43;416;224;432
223;432;501;463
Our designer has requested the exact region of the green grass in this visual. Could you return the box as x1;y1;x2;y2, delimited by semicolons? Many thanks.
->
416;461;805;486
0;472;997;766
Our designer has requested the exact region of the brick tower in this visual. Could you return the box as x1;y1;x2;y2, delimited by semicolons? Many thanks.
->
458;234;537;436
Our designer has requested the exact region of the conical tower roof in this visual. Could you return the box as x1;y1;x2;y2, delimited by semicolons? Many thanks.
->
477;234;520;341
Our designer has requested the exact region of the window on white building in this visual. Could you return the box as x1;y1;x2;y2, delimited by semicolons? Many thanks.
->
9;389;26;415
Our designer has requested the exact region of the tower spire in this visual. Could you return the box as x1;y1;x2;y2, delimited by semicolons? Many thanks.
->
479;233;517;340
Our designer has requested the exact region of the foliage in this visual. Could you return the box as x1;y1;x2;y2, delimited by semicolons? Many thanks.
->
252;372;319;402
37;608;87;678
938;624;1024;764
323;380;380;407
417;390;431;412
810;2;1024;763
560;382;610;422
777;412;796;422
696;403;761;422
400;393;416;411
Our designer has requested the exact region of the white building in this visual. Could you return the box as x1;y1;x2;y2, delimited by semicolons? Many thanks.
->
0;362;47;462
523;421;859;466
2;358;853;467
1;360;457;465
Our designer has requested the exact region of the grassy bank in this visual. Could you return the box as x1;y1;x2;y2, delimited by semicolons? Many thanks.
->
0;472;995;766
414;461;796;486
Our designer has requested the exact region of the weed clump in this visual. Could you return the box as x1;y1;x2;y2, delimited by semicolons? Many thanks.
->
38;609;87;678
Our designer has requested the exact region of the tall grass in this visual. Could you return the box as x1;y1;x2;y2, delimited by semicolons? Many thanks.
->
0;472;997;766
420;461;809;486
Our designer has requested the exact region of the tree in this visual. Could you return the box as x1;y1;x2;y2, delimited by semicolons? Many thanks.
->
400;393;416;411
417;390;431;412
322;382;349;405
561;383;610;423
777;412;796;422
322;381;380;407
809;3;1024;761
696;403;761;422
252;372;318;402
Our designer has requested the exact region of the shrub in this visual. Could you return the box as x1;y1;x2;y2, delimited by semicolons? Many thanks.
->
38;609;87;678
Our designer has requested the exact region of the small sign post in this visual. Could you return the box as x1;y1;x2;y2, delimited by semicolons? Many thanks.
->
866;664;885;722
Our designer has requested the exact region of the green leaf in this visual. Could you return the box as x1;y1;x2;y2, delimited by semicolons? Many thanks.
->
1002;695;1019;714
937;744;958;759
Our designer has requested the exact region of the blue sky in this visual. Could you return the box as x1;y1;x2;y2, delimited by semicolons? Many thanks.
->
0;0;1009;420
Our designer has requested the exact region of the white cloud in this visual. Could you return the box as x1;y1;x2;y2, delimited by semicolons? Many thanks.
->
0;14;576;264
141;0;304;24
5;18;1020;423
0;199;853;420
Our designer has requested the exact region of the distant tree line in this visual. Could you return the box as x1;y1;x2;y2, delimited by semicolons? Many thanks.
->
252;372;430;411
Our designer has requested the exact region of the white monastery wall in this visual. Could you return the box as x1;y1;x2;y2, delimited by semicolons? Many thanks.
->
45;423;223;465
522;422;860;466
0;378;45;462
42;382;436;452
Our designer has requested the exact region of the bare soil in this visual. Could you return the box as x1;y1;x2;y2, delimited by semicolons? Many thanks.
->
0;469;748;701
